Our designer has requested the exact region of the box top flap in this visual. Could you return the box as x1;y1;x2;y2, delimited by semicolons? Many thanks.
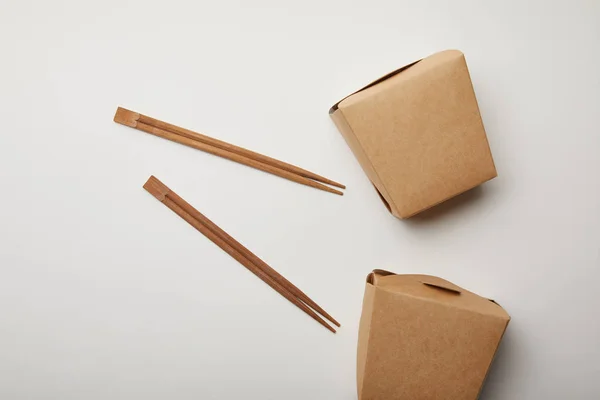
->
331;50;466;114
329;59;421;114
367;270;509;319
338;49;466;112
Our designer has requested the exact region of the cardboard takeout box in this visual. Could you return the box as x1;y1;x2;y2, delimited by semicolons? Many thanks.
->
358;270;510;400
330;50;496;219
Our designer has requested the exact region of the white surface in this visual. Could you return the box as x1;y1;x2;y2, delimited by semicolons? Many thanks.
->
1;1;599;399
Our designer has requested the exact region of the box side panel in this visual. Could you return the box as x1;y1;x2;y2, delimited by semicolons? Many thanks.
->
463;56;497;180
330;108;400;217
357;282;377;399
476;317;510;398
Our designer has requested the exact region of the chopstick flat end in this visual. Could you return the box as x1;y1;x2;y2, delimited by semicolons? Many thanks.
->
143;175;170;202
114;107;140;128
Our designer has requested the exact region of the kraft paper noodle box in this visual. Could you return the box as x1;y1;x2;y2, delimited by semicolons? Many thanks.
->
330;50;496;219
357;270;509;399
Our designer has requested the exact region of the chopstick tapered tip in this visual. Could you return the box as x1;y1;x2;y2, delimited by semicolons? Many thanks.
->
319;312;341;327
329;181;346;190
322;186;344;196
114;107;140;128
143;176;170;201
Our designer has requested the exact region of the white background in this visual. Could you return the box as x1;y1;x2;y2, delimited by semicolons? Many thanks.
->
1;1;599;399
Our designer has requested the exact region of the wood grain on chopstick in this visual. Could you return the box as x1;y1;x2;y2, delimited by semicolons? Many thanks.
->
114;107;345;193
143;175;338;333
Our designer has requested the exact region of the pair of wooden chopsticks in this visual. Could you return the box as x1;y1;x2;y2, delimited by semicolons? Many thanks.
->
115;108;345;195
143;176;340;333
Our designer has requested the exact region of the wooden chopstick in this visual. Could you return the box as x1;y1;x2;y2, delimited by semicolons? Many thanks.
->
115;107;345;194
143;175;338;333
165;183;341;328
134;121;343;196
162;196;336;334
137;112;345;189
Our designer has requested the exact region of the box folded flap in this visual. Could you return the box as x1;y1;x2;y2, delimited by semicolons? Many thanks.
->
367;269;396;285
366;271;509;319
420;276;462;295
329;59;421;113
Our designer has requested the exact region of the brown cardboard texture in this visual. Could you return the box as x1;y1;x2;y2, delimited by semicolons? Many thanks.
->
330;50;496;219
357;270;510;400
